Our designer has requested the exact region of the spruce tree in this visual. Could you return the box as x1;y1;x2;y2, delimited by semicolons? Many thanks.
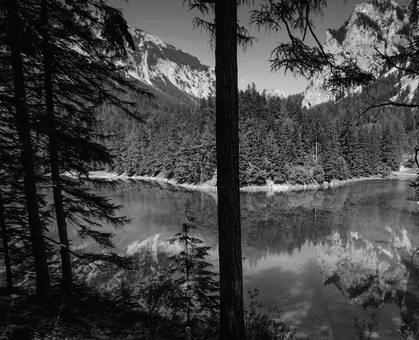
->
33;0;148;293
39;0;72;294
3;0;51;298
0;194;11;290
322;121;349;181
168;205;219;324
0;102;34;292
340;116;360;176
381;124;401;171
184;1;254;336
366;125;382;175
0;0;148;296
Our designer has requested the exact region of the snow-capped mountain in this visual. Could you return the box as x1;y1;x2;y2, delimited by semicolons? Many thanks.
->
124;28;215;103
302;0;413;108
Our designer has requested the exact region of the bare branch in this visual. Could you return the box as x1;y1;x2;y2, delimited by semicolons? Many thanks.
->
361;100;419;116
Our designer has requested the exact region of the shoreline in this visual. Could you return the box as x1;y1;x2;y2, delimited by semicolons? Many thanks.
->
87;170;417;193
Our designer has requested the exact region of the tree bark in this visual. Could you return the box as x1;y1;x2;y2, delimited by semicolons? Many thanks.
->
5;0;51;298
41;0;72;295
0;195;12;290
215;0;245;338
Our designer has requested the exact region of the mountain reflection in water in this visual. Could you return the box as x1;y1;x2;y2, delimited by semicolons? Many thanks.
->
73;178;419;339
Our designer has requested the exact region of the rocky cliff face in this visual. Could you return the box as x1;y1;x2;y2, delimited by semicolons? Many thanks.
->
302;0;412;108
123;29;215;103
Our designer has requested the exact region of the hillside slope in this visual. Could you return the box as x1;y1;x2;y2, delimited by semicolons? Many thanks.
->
122;28;215;103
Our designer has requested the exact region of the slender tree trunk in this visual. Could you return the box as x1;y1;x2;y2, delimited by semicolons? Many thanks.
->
185;227;191;324
40;0;72;295
5;0;51;298
215;0;245;338
0;195;12;290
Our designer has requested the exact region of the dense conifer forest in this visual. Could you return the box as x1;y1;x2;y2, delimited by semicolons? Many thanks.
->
103;75;416;187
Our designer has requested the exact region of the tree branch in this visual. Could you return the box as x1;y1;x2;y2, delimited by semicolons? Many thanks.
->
360;100;419;117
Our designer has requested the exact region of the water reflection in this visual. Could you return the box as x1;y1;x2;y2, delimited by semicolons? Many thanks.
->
76;178;419;339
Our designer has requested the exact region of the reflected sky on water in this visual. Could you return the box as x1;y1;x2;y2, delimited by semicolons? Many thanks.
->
71;178;419;339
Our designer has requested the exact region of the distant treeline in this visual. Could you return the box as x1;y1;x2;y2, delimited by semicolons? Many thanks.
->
101;75;417;186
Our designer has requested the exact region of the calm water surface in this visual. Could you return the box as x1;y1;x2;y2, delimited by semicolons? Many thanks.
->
77;178;419;339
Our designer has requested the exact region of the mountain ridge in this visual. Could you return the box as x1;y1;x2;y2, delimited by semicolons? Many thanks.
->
121;0;417;109
123;28;215;103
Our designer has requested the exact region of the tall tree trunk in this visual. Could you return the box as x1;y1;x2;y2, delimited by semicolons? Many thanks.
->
215;0;245;338
5;0;51;298
0;195;12;290
41;0;72;295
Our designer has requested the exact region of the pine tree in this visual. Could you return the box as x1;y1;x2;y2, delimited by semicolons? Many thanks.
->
39;0;73;294
0;0;149;296
0;105;34;292
214;1;245;329
365;125;382;175
34;0;148;293
3;0;51;298
291;126;306;166
321;121;349;181
0;194;11;290
168;204;219;324
184;0;251;335
381;124;401;170
198;123;216;183
340;117;361;176
265;130;282;181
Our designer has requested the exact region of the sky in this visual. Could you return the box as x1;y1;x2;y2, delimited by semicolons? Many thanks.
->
108;0;406;95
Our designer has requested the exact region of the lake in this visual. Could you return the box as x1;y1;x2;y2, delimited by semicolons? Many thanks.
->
73;177;419;339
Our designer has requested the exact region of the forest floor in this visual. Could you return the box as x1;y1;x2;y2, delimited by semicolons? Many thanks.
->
86;169;417;193
0;286;187;340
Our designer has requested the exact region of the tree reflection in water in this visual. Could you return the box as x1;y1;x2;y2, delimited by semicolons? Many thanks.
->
78;178;419;339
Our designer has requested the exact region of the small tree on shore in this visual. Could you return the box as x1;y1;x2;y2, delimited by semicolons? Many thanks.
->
168;203;219;324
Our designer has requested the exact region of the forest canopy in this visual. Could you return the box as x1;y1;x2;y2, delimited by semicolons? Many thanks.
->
102;75;415;187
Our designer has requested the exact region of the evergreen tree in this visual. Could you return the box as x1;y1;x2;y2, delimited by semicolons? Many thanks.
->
0;0;148;296
340;117;361;176
40;0;72;293
198;117;216;183
3;0;51;298
184;0;254;335
34;0;148;293
381;124;401;170
168;204;219;324
0;102;35;292
322;121;349;181
265;129;282;181
291;126;306;166
0;194;11;290
365;125;382;175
